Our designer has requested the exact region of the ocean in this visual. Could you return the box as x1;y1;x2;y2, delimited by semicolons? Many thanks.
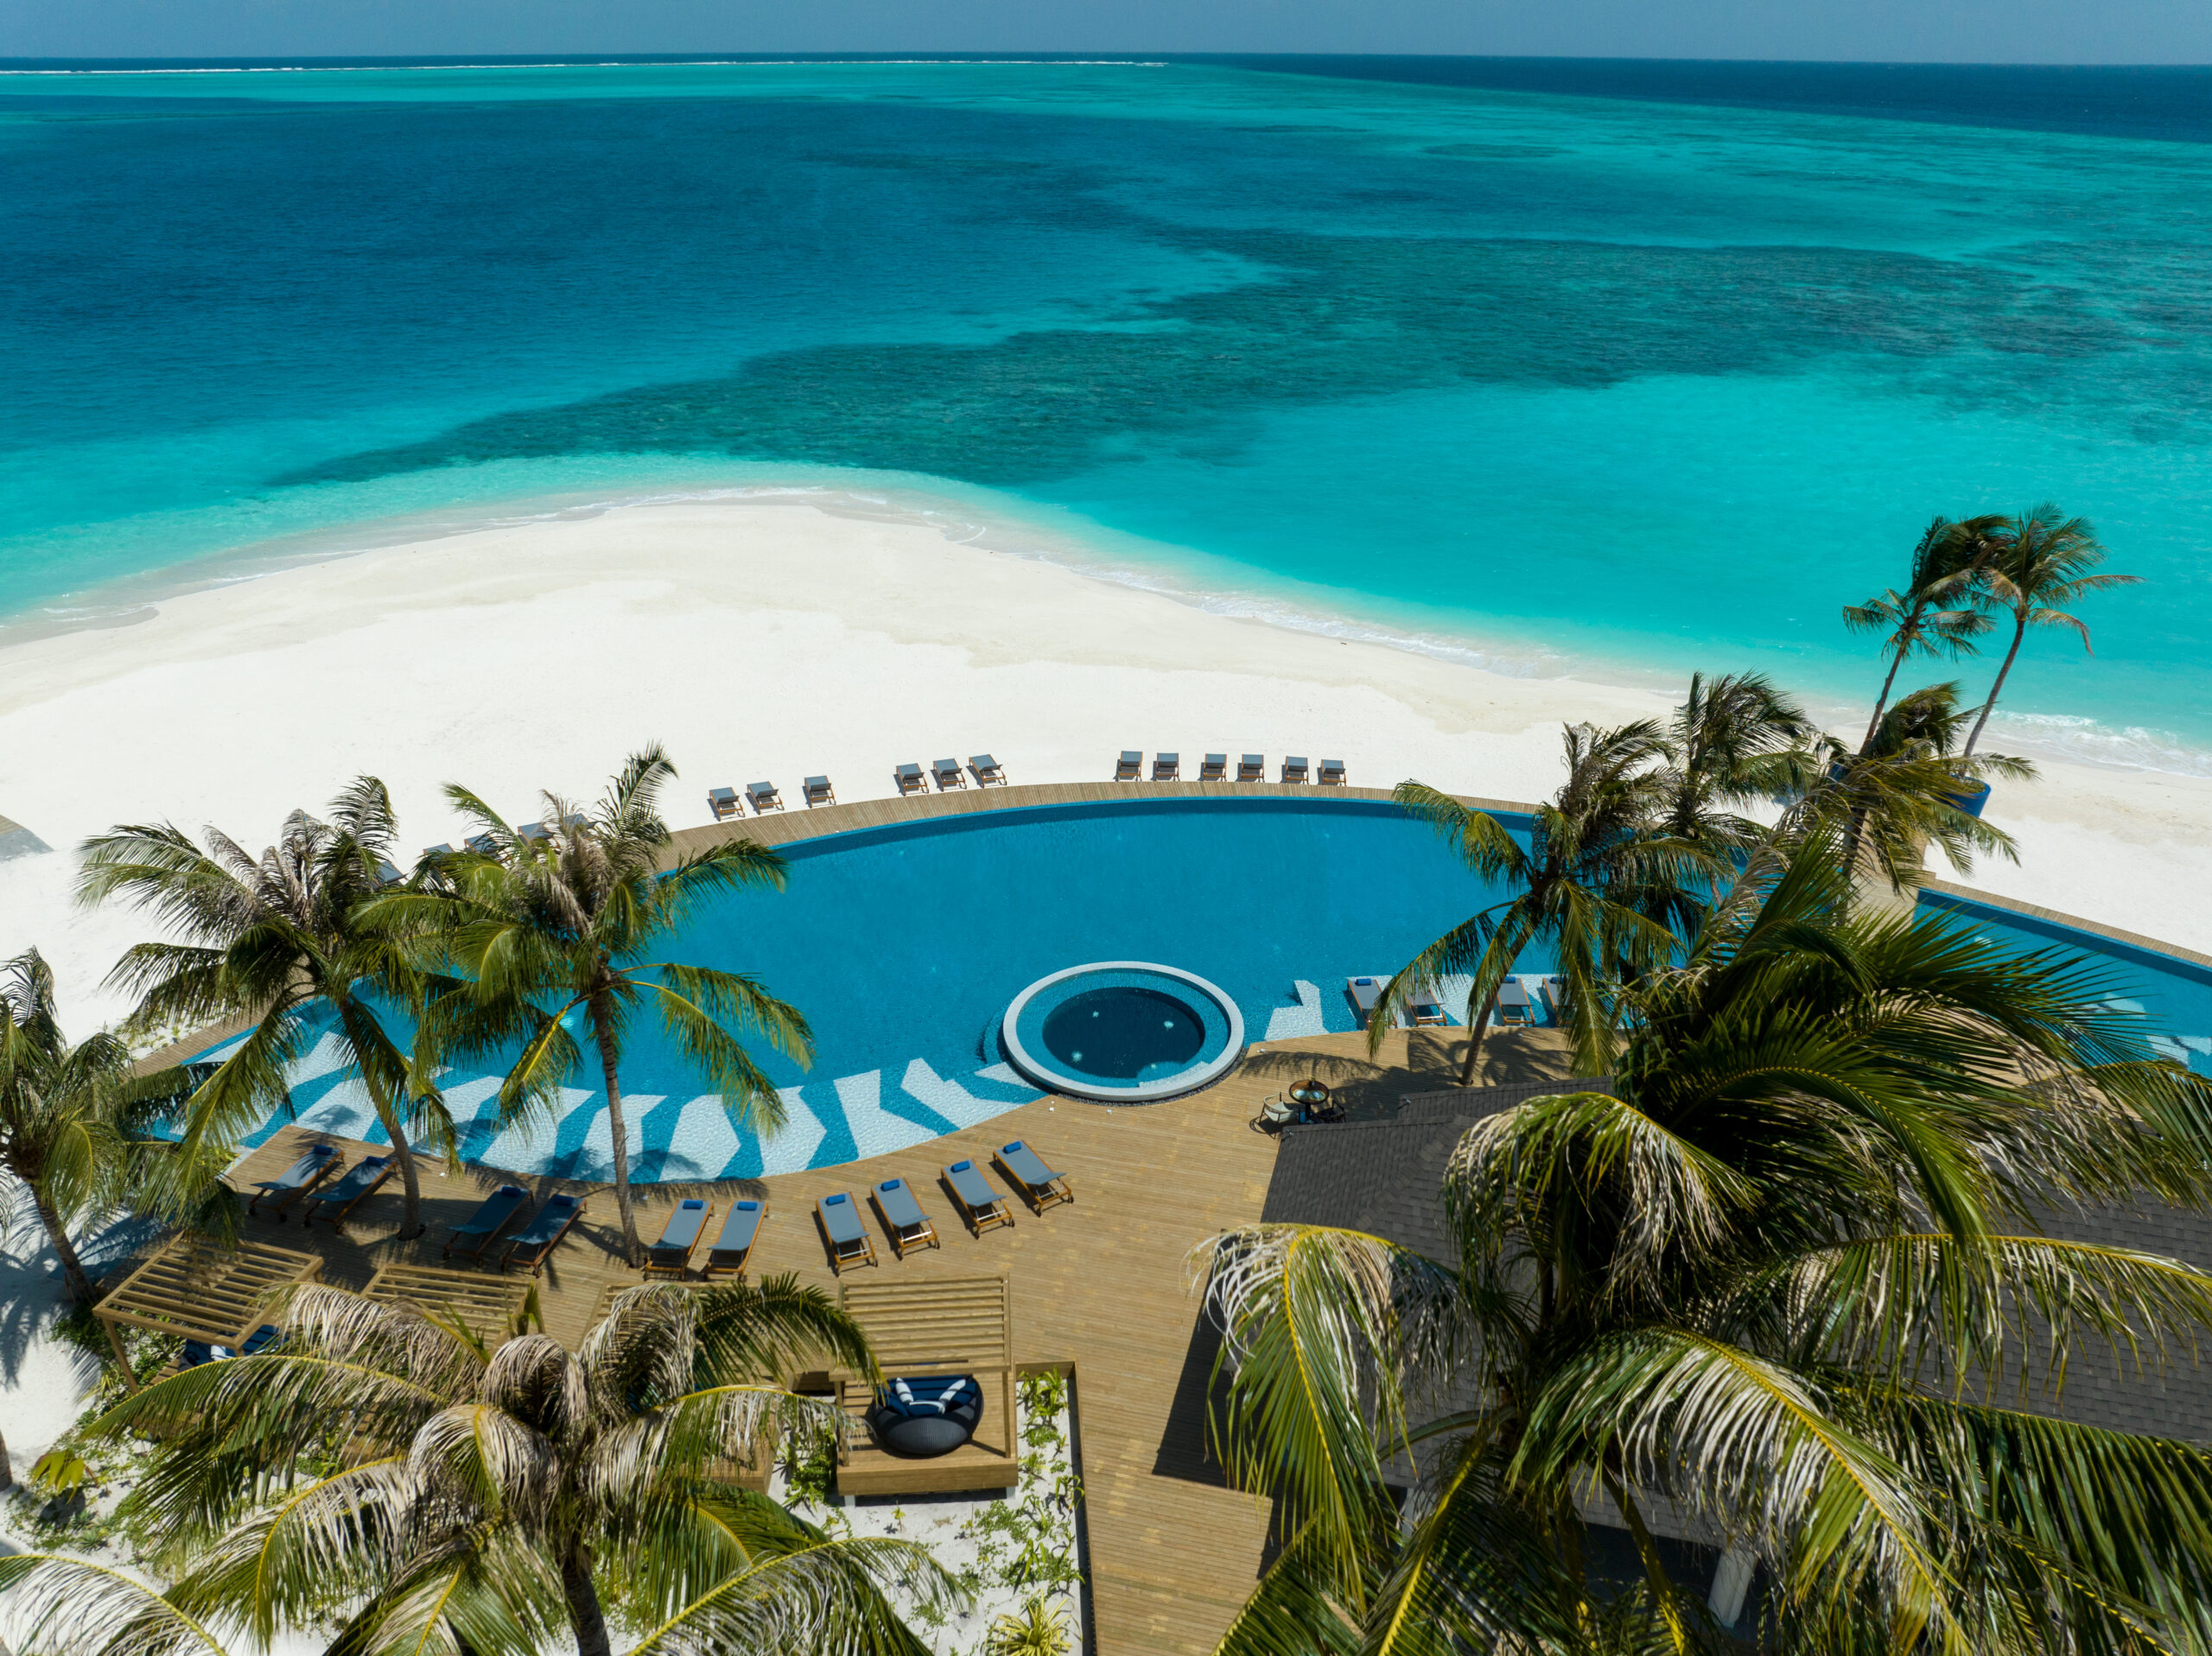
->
3;56;2209;770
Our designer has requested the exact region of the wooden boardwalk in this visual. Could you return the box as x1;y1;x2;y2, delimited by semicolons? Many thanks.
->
222;1025;1569;1653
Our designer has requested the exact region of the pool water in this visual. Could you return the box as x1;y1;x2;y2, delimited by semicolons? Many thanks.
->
1042;988;1205;1082
188;796;2212;1181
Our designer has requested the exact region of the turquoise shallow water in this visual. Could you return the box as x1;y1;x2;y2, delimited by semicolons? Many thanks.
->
3;59;2209;767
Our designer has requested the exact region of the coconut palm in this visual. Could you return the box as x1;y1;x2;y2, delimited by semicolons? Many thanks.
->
86;1277;953;1656
1961;506;2139;758
1816;682;2035;893
0;949;214;1303
0;1553;238;1656
383;746;810;1265
1376;721;1713;1087
1653;671;1817;864
76;779;452;1239
1200;840;2212;1656
1842;516;2001;751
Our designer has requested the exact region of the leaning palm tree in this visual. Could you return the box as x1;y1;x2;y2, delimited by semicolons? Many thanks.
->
1653;671;1817;865
1376;721;1713;1085
1961;505;2139;758
0;949;211;1303
76;779;452;1238
87;1277;954;1656
1843;515;2000;751
384;746;810;1264
1200;839;2212;1656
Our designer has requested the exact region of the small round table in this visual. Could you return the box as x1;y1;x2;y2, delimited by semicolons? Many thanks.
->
1287;1079;1333;1118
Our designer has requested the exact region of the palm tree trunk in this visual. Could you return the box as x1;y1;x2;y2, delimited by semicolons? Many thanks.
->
1861;642;1910;752
1962;613;2028;759
591;1004;642;1266
0;1425;11;1489
31;1187;93;1304
1459;980;1505;1088
360;1072;424;1239
560;1539;613;1656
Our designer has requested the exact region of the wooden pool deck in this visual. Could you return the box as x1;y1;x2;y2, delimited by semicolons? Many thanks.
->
219;1025;1572;1654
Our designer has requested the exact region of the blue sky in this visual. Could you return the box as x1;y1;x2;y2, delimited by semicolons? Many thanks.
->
0;0;2205;66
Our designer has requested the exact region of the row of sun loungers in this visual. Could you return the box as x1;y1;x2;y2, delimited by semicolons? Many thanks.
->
242;1148;586;1275
1117;752;1346;785
813;1141;1072;1273
709;756;1007;820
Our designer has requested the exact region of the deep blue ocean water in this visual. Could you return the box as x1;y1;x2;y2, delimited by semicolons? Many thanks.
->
3;56;2211;768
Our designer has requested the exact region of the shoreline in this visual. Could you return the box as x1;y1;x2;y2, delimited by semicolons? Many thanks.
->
5;492;2212;1025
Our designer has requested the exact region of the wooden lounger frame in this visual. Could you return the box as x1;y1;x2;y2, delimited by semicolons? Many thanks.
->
503;1195;588;1277
645;1199;715;1279
870;1183;943;1260
304;1157;397;1234
941;1164;1015;1236
994;1147;1076;1215
817;1194;880;1274
703;1198;766;1282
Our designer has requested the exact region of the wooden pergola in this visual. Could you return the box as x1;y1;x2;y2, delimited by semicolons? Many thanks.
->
363;1263;532;1347
834;1273;1019;1496
94;1236;324;1392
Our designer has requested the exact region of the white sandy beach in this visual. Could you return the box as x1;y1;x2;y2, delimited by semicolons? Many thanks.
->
3;492;2211;1036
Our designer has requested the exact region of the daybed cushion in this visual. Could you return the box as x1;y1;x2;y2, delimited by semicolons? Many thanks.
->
867;1374;984;1458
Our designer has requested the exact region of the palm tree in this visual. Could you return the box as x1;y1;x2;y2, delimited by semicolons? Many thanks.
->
1842;515;2000;752
1653;671;1817;864
1199;840;2212;1655
385;746;810;1265
80;1278;951;1656
76;779;452;1239
1961;505;2139;758
1376;721;1713;1087
0;1553;238;1655
1819;682;2035;892
0;949;214;1304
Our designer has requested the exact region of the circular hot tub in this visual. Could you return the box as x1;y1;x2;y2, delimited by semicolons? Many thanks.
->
1001;961;1245;1103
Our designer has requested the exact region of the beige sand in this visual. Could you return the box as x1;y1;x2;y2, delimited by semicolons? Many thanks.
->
3;493;2209;1027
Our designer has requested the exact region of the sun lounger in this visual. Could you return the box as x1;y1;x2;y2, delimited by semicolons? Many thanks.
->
1346;975;1385;1028
1236;754;1264;783
1200;753;1228;782
969;754;1007;787
708;787;740;821
464;833;499;854
302;1154;393;1234
374;857;404;885
1281;756;1310;784
747;780;783;813
1411;989;1446;1026
645;1197;714;1278
817;1191;878;1273
1497;978;1534;1027
1153;752;1179;781
703;1197;766;1280
1318;758;1346;785
804;776;836;807
1116;750;1142;781
931;758;966;790
518;821;549;842
246;1143;342;1219
1536;978;1561;1023
942;1158;1014;1236
994;1139;1074;1214
422;842;454;860
442;1183;530;1261
182;1323;282;1369
503;1192;587;1276
871;1177;942;1259
894;763;928;796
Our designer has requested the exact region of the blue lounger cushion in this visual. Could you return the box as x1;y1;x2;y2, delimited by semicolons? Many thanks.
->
509;1194;582;1247
712;1199;764;1258
653;1197;711;1253
874;1177;929;1234
182;1323;282;1369
944;1159;1002;1212
818;1192;866;1247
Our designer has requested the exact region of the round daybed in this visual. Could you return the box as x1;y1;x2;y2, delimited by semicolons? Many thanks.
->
867;1374;984;1458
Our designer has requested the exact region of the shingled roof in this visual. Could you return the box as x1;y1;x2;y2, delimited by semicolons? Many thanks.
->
1262;1076;2212;1444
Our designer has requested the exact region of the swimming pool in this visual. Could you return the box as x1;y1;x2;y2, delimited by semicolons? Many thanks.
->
193;796;2212;1181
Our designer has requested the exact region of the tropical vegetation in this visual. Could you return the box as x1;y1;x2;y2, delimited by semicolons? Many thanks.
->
374;746;812;1264
0;948;205;1303
1961;505;2137;758
78;1276;950;1656
1205;836;2212;1655
75;780;453;1238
